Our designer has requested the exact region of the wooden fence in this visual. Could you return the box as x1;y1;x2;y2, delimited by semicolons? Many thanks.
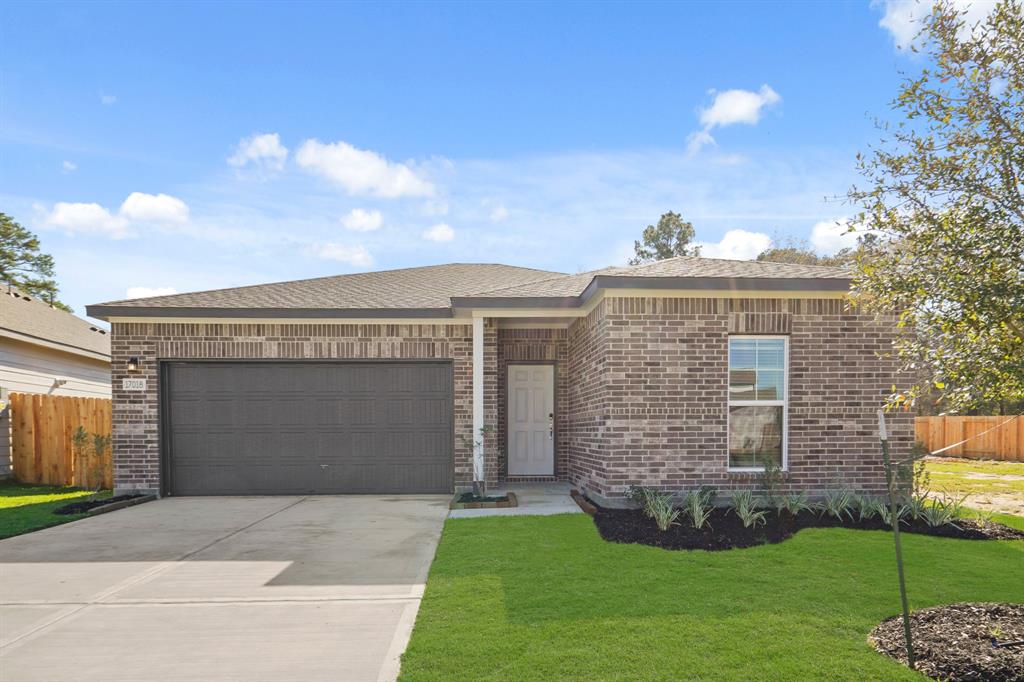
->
9;393;113;488
915;415;1024;462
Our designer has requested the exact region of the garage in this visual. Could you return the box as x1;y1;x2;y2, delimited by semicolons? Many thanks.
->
162;361;454;495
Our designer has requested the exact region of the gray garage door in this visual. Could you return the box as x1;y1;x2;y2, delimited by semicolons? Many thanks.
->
163;361;453;495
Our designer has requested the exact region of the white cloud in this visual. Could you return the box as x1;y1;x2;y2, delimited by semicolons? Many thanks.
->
874;0;995;50
228;133;289;171
42;202;130;238
809;217;872;254
62;160;77;173
341;208;383;232
422;223;455;242
312;243;374;267
295;139;435;198
696;229;772;260
126;286;178;299
489;202;509;222
100;92;117;105
687;85;781;156
120;192;190;223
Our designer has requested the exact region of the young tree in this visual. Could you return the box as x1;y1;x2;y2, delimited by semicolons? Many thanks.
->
0;212;71;312
848;0;1024;413
629;211;700;265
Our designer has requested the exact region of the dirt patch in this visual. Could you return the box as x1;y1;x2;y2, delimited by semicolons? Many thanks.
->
53;495;144;515
870;602;1024;681
591;506;1024;552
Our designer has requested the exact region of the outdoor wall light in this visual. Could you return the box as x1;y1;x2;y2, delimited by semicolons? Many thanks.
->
127;357;140;372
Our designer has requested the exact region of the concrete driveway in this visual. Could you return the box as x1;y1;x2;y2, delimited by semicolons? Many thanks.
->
0;495;448;682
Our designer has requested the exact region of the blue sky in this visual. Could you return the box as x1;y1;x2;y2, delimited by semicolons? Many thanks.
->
0;1;956;317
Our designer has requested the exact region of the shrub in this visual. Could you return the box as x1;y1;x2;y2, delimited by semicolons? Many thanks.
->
758;456;785;506
729;490;768;528
775;491;816;516
921;494;964;529
904;493;930;522
852;494;881;521
682;487;716;530
645;491;681;531
877;501;910;528
821;488;855;521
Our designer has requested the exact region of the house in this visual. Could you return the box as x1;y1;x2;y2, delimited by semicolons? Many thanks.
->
1;288;111;478
85;257;912;504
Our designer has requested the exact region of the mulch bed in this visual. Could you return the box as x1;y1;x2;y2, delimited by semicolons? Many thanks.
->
870;602;1024;681
54;495;144;515
591;506;1024;552
455;493;511;504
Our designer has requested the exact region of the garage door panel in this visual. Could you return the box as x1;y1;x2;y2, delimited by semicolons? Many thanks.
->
165;362;453;495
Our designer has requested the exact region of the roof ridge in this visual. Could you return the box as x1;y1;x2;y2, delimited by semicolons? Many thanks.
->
622;254;849;274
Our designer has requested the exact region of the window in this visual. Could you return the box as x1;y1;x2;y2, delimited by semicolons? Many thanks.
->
728;336;787;469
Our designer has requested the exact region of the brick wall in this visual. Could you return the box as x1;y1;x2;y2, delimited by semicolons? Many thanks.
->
496;328;569;479
110;321;499;493
565;296;913;503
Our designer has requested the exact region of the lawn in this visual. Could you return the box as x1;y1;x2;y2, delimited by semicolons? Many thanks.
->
400;514;1024;681
0;481;110;539
923;456;1024;516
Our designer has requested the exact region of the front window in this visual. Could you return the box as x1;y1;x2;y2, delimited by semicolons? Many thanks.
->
728;337;786;469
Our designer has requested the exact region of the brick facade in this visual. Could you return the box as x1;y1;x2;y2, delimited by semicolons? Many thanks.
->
564;296;913;504
109;295;910;500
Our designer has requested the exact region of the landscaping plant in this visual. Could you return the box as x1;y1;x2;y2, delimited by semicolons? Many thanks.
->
821;488;855;522
775;491;816;517
682;486;716;530
729;490;768;528
645;491;681;532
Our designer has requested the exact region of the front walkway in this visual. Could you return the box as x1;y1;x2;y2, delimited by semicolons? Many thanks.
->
449;481;582;518
0;495;448;682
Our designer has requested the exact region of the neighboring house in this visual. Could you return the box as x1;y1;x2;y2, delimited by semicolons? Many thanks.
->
85;257;912;503
1;288;111;478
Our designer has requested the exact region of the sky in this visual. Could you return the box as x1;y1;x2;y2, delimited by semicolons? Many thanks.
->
0;0;987;319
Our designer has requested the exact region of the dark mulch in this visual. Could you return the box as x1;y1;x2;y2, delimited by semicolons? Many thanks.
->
870;602;1024;681
591;506;1024;552
455;493;510;504
54;495;143;515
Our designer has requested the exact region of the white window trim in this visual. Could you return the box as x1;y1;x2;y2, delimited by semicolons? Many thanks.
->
726;334;789;473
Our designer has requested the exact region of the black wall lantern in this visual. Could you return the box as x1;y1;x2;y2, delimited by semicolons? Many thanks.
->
127;357;140;372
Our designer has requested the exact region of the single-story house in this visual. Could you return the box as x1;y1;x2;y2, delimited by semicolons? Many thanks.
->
85;257;912;504
1;288;111;478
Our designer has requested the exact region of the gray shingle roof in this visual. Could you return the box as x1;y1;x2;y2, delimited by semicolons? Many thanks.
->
90;263;565;311
87;257;851;318
1;289;110;360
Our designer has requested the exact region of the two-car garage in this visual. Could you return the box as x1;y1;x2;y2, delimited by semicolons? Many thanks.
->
161;361;454;496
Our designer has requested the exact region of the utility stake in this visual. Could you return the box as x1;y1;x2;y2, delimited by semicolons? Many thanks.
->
879;409;915;670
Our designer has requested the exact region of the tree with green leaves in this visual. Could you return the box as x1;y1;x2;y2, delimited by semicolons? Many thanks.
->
848;0;1024;413
756;233;881;267
630;211;700;265
0;212;71;312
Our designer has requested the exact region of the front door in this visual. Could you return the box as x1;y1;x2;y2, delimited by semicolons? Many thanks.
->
507;364;555;476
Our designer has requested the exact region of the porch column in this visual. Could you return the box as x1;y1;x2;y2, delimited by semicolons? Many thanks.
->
472;316;485;488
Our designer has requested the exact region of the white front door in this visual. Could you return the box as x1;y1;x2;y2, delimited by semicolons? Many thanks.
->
507;364;555;476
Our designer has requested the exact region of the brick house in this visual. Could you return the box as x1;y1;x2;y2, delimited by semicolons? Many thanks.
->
86;257;912;505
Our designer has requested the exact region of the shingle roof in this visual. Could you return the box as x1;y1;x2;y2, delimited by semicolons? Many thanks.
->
461;256;850;298
86;257;851;319
1;289;110;360
90;263;565;311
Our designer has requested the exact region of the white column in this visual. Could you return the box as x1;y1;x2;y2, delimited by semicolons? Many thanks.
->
472;316;485;485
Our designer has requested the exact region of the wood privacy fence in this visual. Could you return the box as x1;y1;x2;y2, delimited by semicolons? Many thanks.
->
9;393;113;488
915;415;1024;462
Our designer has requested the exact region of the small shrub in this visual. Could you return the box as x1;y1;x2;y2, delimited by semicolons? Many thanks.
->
729;490;767;528
758;456;785;506
645;491;681;531
683;487;716;529
776;491;816;516
852;494;881;521
877;501;910;528
921;494;963;528
904;493;930;522
821;488;855;521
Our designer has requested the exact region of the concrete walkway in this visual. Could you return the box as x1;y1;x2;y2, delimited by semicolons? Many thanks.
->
0;495;448;682
448;481;582;518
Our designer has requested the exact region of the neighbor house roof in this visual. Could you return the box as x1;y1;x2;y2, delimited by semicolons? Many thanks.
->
1;289;111;361
86;257;851;319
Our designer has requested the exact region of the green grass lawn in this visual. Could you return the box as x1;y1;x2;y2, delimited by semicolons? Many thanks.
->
924;457;1024;496
0;481;110;539
401;514;1024;681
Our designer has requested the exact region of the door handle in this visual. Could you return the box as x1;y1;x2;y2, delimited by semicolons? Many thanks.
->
549;412;554;440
